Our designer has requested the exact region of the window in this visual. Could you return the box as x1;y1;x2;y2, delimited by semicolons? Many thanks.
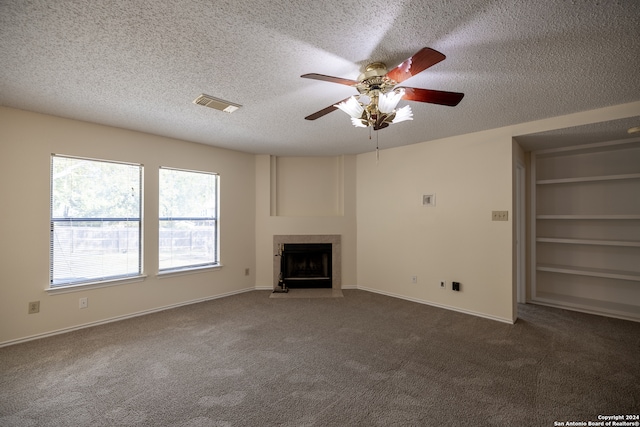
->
50;155;142;287
159;167;219;272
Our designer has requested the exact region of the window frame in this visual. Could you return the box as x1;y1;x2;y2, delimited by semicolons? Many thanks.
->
158;166;220;274
48;154;144;290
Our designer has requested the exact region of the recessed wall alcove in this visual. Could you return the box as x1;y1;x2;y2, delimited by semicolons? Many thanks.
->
273;235;341;290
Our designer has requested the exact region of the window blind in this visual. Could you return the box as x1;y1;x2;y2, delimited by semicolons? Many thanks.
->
50;155;143;286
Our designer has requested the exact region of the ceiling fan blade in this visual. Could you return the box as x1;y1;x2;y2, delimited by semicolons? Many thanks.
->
304;97;353;120
398;87;464;106
301;73;359;87
386;48;446;83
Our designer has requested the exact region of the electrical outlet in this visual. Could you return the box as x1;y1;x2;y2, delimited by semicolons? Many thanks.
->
411;276;418;284
452;281;461;291
422;194;436;207
492;210;509;221
439;280;446;289
28;301;40;314
79;297;88;309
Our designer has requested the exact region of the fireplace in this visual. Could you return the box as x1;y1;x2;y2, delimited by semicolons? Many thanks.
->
273;235;341;291
281;243;332;288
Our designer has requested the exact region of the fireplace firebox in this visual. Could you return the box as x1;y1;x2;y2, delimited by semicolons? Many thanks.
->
281;243;332;289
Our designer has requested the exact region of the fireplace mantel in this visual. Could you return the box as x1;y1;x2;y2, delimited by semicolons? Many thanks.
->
273;235;341;290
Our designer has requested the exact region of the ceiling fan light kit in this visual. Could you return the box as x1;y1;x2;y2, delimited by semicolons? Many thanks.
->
335;89;414;130
302;47;464;131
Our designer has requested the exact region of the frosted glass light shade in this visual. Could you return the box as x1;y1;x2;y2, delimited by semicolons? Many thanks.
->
378;89;404;114
392;105;413;123
350;117;367;127
334;96;364;118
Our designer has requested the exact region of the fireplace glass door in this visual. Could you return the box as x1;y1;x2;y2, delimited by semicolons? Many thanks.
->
282;243;332;288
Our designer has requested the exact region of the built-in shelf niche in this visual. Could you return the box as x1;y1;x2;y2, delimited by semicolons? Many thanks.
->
531;137;640;322
270;156;344;217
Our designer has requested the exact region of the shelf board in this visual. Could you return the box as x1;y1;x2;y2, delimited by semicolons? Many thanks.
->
536;237;640;247
531;291;640;321
537;173;640;185
537;214;640;220
537;264;640;282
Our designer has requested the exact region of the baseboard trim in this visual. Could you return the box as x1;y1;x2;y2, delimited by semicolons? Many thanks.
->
356;286;515;324
0;287;256;348
2;285;514;347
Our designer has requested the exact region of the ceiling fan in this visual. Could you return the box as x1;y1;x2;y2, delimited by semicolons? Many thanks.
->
301;47;464;130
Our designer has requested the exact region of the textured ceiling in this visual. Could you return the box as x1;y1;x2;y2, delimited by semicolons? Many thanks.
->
1;0;640;156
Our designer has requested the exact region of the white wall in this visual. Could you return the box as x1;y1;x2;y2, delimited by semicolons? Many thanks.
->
275;156;341;216
0;107;256;345
356;131;515;322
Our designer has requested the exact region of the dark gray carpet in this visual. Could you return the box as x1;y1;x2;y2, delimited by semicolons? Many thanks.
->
1;290;639;426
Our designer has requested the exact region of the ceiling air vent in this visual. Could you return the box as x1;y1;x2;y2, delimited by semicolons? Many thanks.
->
193;94;241;113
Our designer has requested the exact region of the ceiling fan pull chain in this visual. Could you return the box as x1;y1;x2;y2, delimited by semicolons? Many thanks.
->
376;131;380;165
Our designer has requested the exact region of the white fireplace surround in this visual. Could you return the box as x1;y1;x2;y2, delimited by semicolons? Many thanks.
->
273;235;341;290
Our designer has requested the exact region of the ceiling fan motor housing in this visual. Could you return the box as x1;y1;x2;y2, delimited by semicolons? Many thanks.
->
357;63;398;95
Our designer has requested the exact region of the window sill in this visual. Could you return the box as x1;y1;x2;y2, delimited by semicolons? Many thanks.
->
46;275;148;295
157;264;223;279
